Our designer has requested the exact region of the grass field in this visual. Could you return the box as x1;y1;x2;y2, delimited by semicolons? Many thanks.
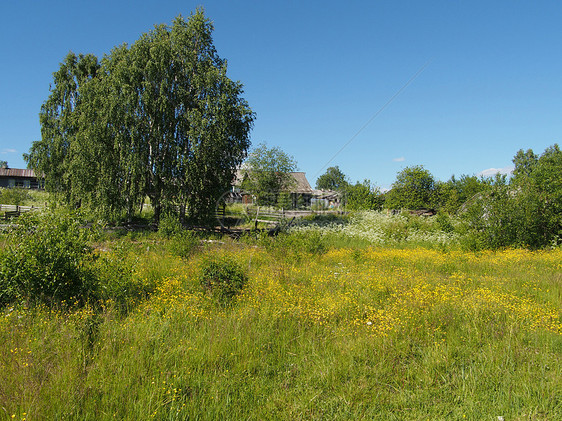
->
1;225;561;420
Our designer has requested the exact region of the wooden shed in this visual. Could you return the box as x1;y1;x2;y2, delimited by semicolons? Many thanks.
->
0;168;43;189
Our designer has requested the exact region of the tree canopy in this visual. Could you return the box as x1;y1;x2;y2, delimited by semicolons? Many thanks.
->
241;143;297;207
385;165;436;210
463;144;562;249
512;148;539;180
434;174;492;214
343;179;383;211
315;166;349;191
25;9;254;223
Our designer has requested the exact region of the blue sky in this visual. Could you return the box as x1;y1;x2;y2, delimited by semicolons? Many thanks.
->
1;1;561;189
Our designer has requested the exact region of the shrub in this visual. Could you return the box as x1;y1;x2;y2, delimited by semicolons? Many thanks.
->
158;212;200;258
198;255;248;306
158;212;184;238
92;242;158;313
0;209;96;307
0;188;31;206
169;231;200;259
435;212;455;233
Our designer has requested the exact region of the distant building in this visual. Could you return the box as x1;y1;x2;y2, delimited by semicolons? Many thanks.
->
0;168;43;189
311;189;343;209
232;170;314;207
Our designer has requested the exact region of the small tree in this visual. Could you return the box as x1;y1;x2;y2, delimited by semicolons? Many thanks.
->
0;210;96;306
436;174;492;214
277;191;291;209
242;143;297;207
385;165;436;210
463;144;562;249
512;148;539;181
316;166;349;191
344;179;384;211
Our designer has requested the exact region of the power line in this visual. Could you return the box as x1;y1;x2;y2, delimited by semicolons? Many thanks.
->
313;59;433;180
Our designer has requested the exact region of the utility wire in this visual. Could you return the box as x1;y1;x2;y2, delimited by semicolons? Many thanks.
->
313;59;433;180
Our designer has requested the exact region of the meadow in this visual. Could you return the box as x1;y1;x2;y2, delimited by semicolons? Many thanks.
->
1;211;561;420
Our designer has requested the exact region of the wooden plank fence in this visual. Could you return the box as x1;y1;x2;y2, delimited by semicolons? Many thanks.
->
215;206;346;231
0;204;40;220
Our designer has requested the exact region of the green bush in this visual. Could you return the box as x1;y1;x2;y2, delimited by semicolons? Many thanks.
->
169;231;200;259
158;212;200;258
287;231;327;255
158;212;184;238
91;242;158;313
0;210;96;306
435;212;455;233
0;188;31;206
198;255;248;306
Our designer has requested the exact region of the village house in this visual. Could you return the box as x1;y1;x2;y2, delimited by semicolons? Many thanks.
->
0;168;43;189
232;169;314;208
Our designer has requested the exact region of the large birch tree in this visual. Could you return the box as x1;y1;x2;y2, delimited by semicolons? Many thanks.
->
26;9;254;223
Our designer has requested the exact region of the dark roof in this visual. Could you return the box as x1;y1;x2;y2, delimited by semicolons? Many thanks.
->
0;168;37;178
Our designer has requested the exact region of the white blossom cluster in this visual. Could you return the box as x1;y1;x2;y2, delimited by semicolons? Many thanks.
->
289;211;461;246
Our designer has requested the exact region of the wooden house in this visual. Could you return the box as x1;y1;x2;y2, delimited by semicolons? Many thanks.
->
0;168;43;189
232;170;313;208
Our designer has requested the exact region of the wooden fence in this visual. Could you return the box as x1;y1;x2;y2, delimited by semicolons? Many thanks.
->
215;206;345;230
0;204;40;220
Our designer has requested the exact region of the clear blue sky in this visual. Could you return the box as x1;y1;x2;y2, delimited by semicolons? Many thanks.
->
1;1;561;189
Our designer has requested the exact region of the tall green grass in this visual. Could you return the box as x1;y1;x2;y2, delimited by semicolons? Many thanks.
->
1;223;561;420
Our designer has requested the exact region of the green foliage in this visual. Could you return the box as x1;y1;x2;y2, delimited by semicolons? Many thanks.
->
343;179;383;211
169;231;200;260
253;230;329;258
198;254;248;305
464;144;562;249
435;174;492;214
24;52;100;204
26;9;254;224
435;212;455;233
158;212;200;258
92;245;155;313
0;188;31;205
241;143;298;207
283;230;328;255
302;212;349;224
158;212;184;239
512;148;538;180
385;165;436;210
0;210;96;306
276;191;292;209
315;166;349;190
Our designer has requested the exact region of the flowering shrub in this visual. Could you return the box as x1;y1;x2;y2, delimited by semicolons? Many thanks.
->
290;211;461;247
0;210;96;306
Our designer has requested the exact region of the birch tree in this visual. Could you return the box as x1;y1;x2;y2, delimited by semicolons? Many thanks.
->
26;9;254;223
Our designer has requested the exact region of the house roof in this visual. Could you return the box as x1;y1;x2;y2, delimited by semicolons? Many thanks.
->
0;168;37;178
234;170;313;194
290;172;313;193
312;189;341;200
